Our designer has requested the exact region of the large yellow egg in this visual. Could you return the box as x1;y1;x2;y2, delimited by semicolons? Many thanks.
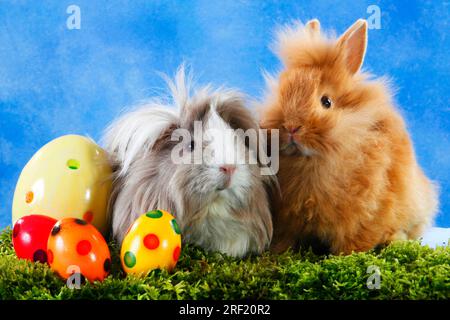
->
121;210;182;275
12;135;112;235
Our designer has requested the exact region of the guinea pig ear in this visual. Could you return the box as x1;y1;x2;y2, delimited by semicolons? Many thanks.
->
215;92;276;170
337;19;368;75
306;19;320;34
215;92;259;132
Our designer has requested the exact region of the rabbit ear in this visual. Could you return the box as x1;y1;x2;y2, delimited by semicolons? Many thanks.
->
102;106;178;176
338;19;368;74
306;19;320;34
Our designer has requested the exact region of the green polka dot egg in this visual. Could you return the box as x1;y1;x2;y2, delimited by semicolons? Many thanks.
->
120;210;182;275
12;135;112;235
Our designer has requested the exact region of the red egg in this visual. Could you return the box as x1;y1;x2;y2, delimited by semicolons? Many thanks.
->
12;214;57;263
47;218;111;282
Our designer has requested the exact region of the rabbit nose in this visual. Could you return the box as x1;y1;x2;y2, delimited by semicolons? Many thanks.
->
219;165;236;176
285;126;301;134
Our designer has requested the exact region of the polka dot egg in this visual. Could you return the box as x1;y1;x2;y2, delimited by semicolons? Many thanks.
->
12;135;112;235
12;214;57;264
121;210;182;275
47;218;111;282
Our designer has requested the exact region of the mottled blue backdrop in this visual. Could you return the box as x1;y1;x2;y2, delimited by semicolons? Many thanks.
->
0;1;449;229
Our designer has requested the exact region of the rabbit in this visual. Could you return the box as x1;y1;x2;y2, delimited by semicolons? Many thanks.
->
259;19;439;255
102;66;277;258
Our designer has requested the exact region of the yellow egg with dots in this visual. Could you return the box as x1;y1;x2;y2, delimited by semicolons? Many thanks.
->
12;135;112;235
121;210;182;275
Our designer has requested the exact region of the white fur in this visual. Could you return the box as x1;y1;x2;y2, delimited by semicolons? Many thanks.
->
103;106;178;176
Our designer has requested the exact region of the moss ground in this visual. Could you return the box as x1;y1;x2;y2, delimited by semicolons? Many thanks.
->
0;228;448;300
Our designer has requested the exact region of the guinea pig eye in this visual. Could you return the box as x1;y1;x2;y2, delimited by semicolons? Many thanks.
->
188;140;195;152
321;96;332;109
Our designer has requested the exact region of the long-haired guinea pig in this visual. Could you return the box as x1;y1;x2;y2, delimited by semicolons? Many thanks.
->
103;67;277;258
259;19;438;255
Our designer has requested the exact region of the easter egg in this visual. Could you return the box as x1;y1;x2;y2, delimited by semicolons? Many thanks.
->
121;210;182;275
12;135;112;235
47;218;111;282
12;214;57;263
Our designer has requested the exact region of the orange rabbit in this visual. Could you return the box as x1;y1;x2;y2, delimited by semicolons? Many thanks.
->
260;19;438;255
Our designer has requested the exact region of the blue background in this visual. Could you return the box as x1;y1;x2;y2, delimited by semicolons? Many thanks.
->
0;0;449;229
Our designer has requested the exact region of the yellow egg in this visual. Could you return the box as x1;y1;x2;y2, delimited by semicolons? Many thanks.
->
12;135;112;235
121;210;182;275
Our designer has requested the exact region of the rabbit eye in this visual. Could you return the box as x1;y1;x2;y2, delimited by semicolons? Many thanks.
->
321;96;332;109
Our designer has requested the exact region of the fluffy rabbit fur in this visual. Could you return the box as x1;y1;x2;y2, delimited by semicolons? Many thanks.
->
103;67;276;258
259;19;438;255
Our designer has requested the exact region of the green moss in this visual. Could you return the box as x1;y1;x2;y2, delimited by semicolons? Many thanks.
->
1;227;448;300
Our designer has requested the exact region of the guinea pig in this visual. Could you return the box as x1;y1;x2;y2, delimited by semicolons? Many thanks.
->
259;19;439;255
102;67;277;258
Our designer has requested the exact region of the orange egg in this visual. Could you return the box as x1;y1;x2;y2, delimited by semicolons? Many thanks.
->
47;218;111;282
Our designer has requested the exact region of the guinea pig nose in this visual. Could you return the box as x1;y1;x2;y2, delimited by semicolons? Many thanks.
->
219;165;236;176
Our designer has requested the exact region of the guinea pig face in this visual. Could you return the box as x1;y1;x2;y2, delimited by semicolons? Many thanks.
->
201;110;254;191
170;102;259;211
